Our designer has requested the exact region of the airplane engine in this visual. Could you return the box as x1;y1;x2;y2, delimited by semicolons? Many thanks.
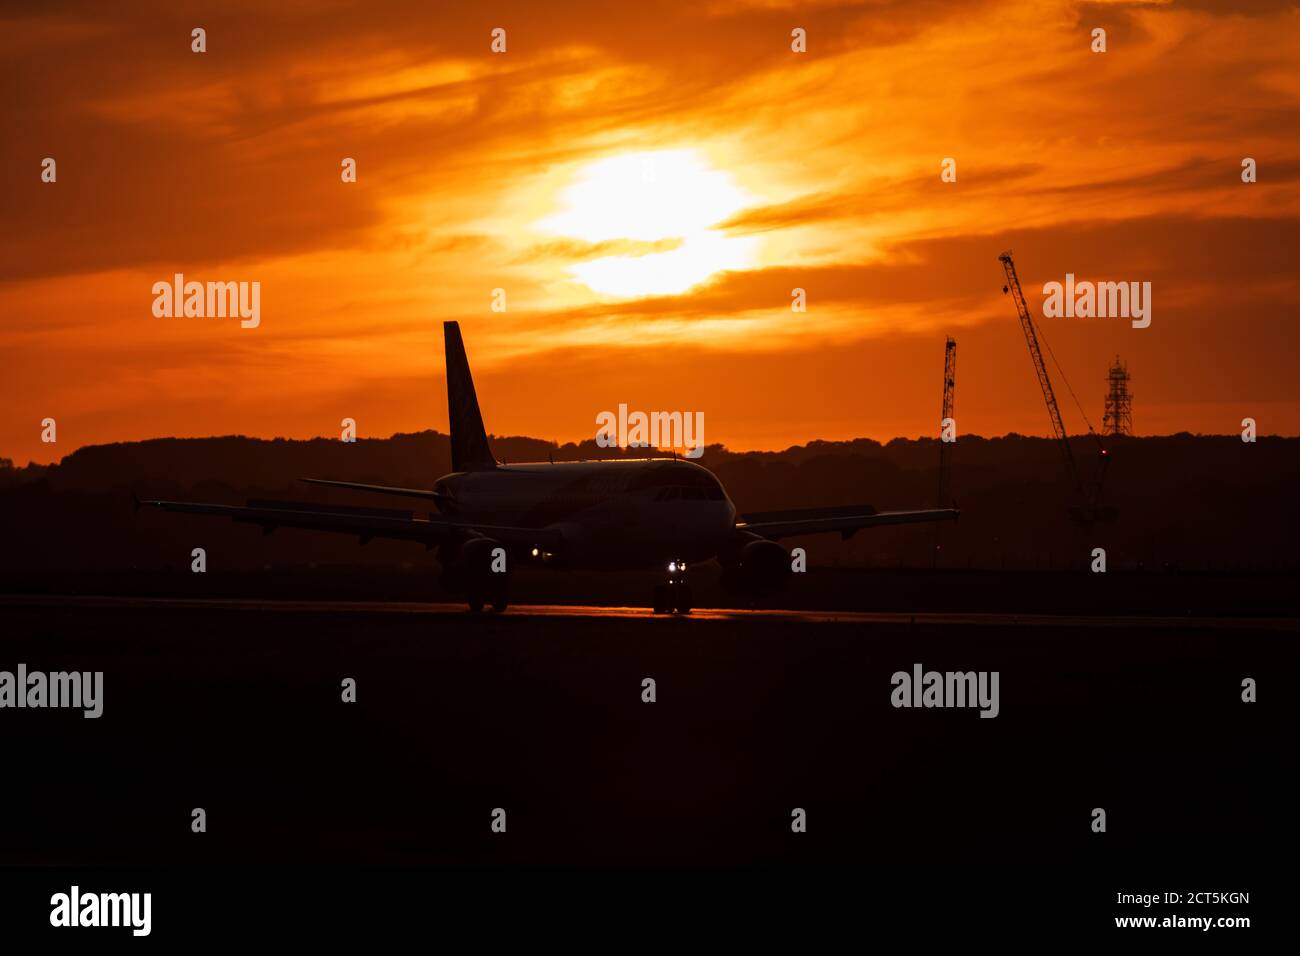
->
440;536;508;611
720;538;791;597
465;534;507;569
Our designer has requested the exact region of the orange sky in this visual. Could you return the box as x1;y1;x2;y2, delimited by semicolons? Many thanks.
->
3;0;1299;466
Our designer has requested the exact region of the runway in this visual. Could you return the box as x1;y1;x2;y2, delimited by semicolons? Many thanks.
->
1;588;1294;873
2;593;1297;630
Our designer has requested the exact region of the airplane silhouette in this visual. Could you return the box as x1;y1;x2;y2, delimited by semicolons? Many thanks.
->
139;322;958;613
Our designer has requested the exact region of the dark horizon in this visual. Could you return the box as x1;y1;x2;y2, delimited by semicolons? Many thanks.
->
4;424;1291;474
5;429;1298;577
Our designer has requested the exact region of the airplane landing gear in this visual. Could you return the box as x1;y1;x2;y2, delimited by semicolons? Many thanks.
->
467;577;508;613
652;561;692;615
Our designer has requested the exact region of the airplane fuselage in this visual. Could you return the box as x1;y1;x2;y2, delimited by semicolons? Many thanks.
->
434;458;736;571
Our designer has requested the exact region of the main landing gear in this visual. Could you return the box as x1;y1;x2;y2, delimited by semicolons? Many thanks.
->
652;561;692;615
466;577;508;613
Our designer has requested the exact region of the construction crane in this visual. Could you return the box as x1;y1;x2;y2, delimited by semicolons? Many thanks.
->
999;251;1116;523
937;336;956;506
932;337;957;567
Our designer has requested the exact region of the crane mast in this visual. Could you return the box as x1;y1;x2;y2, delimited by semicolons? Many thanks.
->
937;336;956;506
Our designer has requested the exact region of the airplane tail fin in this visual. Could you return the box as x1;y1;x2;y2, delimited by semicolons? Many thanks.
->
443;321;496;472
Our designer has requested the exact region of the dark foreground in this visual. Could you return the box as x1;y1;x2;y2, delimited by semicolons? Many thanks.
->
0;595;1294;939
1;596;1294;864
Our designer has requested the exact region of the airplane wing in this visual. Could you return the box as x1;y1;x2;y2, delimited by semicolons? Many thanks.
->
297;478;448;502
735;505;958;541
135;496;562;550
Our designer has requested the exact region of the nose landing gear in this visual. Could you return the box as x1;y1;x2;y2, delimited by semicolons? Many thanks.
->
652;561;692;615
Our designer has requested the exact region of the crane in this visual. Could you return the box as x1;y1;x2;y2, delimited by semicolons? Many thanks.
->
999;251;1115;523
937;336;956;507
932;336;958;567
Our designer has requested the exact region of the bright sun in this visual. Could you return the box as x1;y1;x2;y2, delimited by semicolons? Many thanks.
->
535;149;758;298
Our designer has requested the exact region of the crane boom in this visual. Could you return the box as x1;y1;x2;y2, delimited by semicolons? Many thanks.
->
998;251;1085;498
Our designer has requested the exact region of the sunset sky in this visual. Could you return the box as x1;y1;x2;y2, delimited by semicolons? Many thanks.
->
3;0;1299;466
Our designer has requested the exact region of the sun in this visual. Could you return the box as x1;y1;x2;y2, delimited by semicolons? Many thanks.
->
535;149;758;298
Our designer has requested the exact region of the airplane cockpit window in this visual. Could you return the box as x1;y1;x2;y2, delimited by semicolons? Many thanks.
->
645;468;725;502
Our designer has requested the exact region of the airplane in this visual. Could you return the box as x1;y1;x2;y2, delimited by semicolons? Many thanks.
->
138;321;958;614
